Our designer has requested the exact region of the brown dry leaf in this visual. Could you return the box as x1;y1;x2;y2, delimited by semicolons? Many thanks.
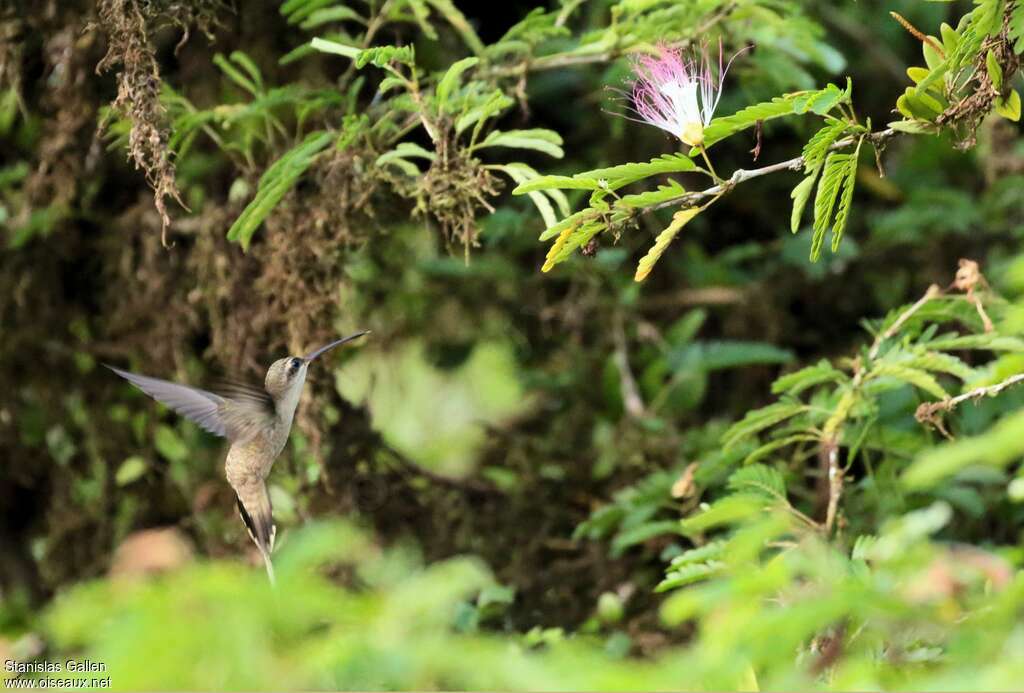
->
671;462;699;499
953;258;983;292
953;258;993;332
109;527;194;578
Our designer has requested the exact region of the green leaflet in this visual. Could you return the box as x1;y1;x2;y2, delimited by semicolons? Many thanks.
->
1010;1;1024;53
947;0;1002;72
356;45;416;68
280;0;334;24
376;142;436;176
722;401;808;449
310;39;416;68
986;50;1003;89
699;96;795;150
995;90;1022;122
727;464;787;500
493;163;570;230
810;140;860;261
515;176;601;195
537;209;593;242
669;541;727;568
790;175;816;234
791;120;848;233
869;363;948;399
802;120;848;173
903;351;978;381
656;562;723;592
828;139;862;253
454;90;514;136
810;152;849;259
618;180;686;209
680;494;766;534
213;51;264;96
226;130;333;250
699;83;849;151
924;334;1024;351
772;359;846;396
575;154;698;183
435;57;479;111
309;36;361;59
610;520;684;556
542;219;605;270
299;6;365;29
474;129;564;158
744;434;819;466
513;154;697;196
792;82;850;115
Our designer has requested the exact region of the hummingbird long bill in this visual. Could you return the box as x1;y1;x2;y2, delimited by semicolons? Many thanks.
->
106;331;369;584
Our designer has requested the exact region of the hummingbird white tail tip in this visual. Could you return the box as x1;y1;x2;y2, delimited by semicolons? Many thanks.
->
262;550;277;587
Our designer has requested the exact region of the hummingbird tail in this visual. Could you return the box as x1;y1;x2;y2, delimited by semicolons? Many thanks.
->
260;548;277;587
236;490;277;585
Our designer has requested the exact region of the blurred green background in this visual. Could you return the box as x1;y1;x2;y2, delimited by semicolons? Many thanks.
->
3;0;1024;689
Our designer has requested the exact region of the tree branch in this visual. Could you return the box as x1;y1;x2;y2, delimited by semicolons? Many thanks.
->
647;129;898;218
822;437;842;534
869;283;942;360
916;373;1024;435
612;314;646;418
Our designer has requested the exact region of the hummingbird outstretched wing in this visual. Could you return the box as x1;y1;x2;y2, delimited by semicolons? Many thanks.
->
105;365;276;443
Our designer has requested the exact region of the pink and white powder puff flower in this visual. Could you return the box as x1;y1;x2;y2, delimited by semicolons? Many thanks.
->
630;42;741;148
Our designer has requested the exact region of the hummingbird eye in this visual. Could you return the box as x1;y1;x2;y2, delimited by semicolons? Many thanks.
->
288;358;302;375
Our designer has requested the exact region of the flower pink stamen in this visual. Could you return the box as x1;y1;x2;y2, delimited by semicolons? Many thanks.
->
629;41;739;146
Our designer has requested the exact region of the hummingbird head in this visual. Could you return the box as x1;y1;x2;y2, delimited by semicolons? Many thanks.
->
264;331;370;402
264;356;309;398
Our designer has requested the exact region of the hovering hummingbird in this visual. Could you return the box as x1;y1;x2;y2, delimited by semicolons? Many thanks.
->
106;331;369;584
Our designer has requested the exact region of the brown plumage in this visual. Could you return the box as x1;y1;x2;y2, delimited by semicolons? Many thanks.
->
107;332;369;584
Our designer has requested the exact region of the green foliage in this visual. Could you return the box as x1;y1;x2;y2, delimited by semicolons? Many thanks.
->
226;131;333;249
474;129;564;158
904;407;1024;488
574;469;680;556
1010;1;1024;53
335;339;527;477
892;1;1014;135
700;81;851;151
40;522;709;690
654;506;1024;689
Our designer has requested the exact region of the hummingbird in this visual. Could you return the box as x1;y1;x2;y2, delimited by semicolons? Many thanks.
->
106;331;369;584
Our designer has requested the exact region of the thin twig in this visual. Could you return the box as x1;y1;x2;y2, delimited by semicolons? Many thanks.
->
868;283;942;360
818;277;942;531
648;130;898;218
641;286;746;309
613;314;646;418
916;372;1024;433
823;437;842;534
